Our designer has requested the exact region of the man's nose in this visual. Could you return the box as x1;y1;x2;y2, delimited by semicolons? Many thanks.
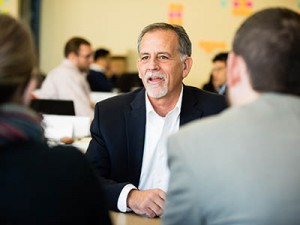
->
148;57;159;70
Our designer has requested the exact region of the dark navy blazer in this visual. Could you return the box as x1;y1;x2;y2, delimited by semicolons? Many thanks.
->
87;69;113;92
86;85;227;211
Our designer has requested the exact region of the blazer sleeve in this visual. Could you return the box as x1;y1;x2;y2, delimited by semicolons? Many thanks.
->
85;102;130;211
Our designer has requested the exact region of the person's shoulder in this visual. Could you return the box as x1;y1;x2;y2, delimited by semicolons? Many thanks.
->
41;144;97;179
184;85;227;108
185;85;223;98
202;83;215;92
14;142;88;165
88;69;104;76
50;144;84;156
87;70;107;81
48;61;76;78
0;142;46;156
1;142;86;169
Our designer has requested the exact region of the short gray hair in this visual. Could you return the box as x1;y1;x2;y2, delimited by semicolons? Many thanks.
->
137;23;192;57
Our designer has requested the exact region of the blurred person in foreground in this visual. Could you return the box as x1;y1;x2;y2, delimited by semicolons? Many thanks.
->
0;14;111;225
86;22;227;218
164;7;300;225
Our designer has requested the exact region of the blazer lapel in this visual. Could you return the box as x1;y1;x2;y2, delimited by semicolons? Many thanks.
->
180;86;204;126
124;89;146;186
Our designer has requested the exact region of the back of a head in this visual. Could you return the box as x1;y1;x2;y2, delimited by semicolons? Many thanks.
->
233;7;300;96
0;14;36;104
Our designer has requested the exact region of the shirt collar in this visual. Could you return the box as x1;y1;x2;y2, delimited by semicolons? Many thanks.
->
63;59;87;76
90;63;105;72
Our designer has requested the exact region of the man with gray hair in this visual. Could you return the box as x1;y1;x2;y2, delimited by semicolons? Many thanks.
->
86;22;227;217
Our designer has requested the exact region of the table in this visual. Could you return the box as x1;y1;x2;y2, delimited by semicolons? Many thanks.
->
110;211;160;225
72;137;91;153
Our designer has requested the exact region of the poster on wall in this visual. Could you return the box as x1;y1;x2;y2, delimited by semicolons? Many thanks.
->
220;0;227;8
198;40;227;54
168;3;184;25
232;0;253;16
0;0;19;17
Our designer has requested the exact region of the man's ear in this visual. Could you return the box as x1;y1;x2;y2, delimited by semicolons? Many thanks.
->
182;57;193;78
68;52;78;64
136;60;142;79
227;52;242;88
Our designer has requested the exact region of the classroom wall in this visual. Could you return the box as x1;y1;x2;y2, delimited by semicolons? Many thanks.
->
40;0;299;87
0;0;19;17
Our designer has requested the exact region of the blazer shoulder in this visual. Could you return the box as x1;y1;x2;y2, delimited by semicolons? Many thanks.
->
183;85;227;113
184;85;226;102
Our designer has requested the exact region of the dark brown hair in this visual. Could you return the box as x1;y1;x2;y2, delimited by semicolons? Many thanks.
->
233;8;300;95
64;37;90;57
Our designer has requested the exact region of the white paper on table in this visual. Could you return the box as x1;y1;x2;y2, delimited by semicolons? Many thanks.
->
42;114;90;139
90;92;118;104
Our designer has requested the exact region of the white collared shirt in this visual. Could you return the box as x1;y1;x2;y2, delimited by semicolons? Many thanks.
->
37;59;93;118
117;86;183;212
217;83;227;95
90;63;105;73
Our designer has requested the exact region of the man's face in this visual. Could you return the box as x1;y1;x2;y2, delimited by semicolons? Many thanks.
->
212;61;227;88
103;55;111;71
76;44;93;72
137;29;188;99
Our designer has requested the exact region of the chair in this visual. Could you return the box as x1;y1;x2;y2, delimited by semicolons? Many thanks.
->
30;99;75;115
116;72;143;92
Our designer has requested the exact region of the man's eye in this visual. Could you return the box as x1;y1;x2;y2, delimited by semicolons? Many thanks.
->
140;56;149;61
158;55;169;60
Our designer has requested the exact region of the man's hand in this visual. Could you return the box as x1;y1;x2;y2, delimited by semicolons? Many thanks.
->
127;188;166;218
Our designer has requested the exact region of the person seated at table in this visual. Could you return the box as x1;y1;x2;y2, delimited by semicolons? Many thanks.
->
87;48;114;92
86;22;227;218
164;7;300;225
202;52;228;95
0;14;111;225
37;36;94;118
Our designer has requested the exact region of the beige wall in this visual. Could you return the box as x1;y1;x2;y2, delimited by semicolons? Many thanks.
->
0;0;19;17
40;0;299;87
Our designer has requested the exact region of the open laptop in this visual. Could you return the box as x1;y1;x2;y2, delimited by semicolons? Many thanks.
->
30;99;75;116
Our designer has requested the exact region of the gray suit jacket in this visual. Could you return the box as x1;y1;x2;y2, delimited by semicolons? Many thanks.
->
163;93;300;225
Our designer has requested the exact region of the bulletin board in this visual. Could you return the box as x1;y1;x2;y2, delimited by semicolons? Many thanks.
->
0;0;19;17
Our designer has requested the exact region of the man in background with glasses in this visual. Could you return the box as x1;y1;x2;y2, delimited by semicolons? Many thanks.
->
37;37;94;118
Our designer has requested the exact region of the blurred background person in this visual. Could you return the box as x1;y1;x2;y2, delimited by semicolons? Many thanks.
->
202;52;228;95
87;48;114;92
36;37;94;118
